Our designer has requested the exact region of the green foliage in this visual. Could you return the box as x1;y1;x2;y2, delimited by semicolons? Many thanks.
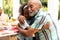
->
2;0;13;17
42;6;47;11
20;0;25;5
20;0;48;5
40;0;48;2
41;2;47;11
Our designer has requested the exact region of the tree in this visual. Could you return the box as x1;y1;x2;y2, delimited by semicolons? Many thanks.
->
2;0;13;17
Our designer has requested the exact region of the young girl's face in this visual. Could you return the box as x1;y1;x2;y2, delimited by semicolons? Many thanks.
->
24;7;30;19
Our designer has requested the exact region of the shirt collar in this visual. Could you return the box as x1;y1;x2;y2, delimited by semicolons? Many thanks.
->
34;9;42;18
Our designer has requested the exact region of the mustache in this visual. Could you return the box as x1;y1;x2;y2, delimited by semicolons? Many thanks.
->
28;9;39;13
28;10;38;14
29;11;33;13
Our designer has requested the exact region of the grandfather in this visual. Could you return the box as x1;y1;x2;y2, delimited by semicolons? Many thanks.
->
17;0;59;40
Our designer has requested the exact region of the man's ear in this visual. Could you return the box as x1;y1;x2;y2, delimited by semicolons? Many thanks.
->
37;4;41;10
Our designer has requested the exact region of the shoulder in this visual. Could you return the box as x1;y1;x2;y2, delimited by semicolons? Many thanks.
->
37;9;47;16
35;10;47;19
39;10;47;16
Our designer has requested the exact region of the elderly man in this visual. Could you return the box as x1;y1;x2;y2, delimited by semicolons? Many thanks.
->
17;0;59;40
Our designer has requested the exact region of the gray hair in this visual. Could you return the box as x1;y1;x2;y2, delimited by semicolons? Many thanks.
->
28;0;42;8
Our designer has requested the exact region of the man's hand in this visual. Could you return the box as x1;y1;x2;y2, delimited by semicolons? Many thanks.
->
42;22;50;29
18;15;25;24
38;22;50;30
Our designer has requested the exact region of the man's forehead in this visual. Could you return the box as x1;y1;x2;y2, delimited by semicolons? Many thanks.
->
28;2;38;6
28;0;40;4
28;0;40;3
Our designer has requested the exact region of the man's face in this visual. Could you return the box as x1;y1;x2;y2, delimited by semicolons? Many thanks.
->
28;2;40;17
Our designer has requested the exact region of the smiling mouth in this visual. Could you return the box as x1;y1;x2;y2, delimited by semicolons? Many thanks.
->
29;11;33;13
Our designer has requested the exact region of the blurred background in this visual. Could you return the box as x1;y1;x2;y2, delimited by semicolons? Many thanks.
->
20;0;48;11
0;0;48;18
2;0;13;18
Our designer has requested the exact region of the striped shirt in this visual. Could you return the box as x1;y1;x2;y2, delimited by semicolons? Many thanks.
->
18;9;59;40
29;9;59;40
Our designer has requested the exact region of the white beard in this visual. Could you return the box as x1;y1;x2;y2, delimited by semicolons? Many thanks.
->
29;9;38;17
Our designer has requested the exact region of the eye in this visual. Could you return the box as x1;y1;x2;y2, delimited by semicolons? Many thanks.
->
30;5;33;8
